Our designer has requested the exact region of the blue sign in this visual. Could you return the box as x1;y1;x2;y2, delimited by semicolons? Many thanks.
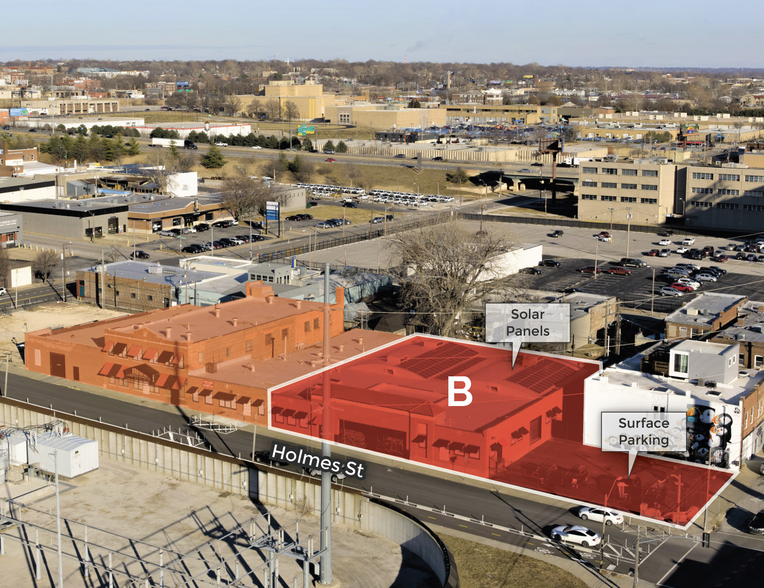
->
176;81;190;87
9;108;29;117
265;201;280;221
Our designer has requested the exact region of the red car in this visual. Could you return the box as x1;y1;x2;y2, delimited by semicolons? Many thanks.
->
714;255;729;262
648;249;659;256
606;267;632;275
670;283;694;292
325;158;336;162
578;266;602;274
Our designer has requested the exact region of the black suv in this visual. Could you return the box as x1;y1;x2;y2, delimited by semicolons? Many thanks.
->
196;223;210;232
540;259;561;267
551;230;564;238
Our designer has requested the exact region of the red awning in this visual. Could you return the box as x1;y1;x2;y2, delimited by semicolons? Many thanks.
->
127;345;142;358
98;362;114;376
174;354;184;366
237;396;253;405
157;351;174;364
171;377;187;391
143;348;158;360
199;388;213;397
215;391;237;401
112;343;127;356
102;342;114;353
115;365;128;379
155;373;170;388
252;398;265;407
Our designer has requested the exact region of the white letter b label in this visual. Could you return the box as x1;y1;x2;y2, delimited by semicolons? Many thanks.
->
448;376;472;407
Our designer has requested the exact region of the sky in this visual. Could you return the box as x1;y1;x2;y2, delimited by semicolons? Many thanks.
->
3;0;763;69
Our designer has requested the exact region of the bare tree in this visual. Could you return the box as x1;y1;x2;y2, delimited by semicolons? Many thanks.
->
390;217;521;338
247;99;263;118
224;95;243;117
33;250;58;283
293;159;316;183
0;247;10;288
283;100;300;122
264;99;281;120
142;148;178;193
176;151;198;172
221;166;269;220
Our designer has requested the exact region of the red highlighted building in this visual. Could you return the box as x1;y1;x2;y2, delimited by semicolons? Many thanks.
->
270;335;733;526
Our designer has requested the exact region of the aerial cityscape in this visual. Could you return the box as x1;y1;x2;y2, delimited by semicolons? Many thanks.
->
2;10;764;587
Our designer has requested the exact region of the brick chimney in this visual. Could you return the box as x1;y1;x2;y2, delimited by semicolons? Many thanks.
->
165;327;172;338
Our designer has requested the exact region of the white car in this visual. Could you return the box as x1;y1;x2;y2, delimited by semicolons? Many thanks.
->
658;238;672;246
0;287;6;296
215;142;228;147
578;507;624;526
681;238;696;246
304;467;345;484
676;246;689;254
695;273;717;282
676;278;700;289
251;145;262;149
660;286;684;296
551;525;601;547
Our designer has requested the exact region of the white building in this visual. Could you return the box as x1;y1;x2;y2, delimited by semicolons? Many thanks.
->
583;340;761;471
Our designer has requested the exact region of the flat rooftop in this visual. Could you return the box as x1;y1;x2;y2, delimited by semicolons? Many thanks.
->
665;292;746;327
598;363;764;405
81;260;227;287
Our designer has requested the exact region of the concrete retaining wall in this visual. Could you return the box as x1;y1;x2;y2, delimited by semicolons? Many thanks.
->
1;399;456;586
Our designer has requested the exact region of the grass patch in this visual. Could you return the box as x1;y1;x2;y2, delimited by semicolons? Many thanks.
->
441;534;588;588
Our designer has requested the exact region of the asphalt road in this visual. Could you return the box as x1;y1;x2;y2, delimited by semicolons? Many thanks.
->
5;369;764;585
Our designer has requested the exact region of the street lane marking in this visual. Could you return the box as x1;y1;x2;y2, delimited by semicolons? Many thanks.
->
657;542;698;587
491;533;501;537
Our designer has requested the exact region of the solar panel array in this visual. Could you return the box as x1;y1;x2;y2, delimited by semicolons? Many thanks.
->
398;343;483;380
505;358;577;393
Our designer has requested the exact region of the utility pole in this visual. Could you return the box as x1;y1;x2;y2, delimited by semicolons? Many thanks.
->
3;353;9;398
100;250;105;308
61;246;66;302
55;449;64;588
594;240;599;279
320;262;333;585
608;207;615;243
633;525;640;588
626;208;633;258
651;268;656;315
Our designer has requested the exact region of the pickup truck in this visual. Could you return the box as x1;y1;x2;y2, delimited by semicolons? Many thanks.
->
681;237;696;246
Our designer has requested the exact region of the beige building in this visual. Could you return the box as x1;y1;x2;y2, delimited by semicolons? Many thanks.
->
237;81;344;121
576;159;676;225
681;163;764;232
20;98;119;116
441;104;559;125
324;104;447;130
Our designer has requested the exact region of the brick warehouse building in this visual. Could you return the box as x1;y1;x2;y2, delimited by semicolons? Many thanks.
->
24;282;397;421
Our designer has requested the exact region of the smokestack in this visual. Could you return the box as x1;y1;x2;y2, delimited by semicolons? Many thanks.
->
266;296;274;305
215;308;220;318
184;332;192;342
232;317;238;326
295;301;302;309
165;327;172;338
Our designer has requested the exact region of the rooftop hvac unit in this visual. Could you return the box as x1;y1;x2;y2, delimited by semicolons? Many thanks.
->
696;377;705;386
687;308;699;316
147;264;162;275
738;333;746;340
705;380;717;389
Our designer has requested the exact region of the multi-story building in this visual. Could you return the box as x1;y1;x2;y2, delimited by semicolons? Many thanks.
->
710;300;764;370
441;104;559;125
681;163;764;232
576;159;676;225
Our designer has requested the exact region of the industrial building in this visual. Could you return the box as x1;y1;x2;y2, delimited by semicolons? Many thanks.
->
324;104;447;130
0;198;127;239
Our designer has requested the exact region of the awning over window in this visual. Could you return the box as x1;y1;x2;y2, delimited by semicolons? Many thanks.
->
112;343;127;356
127;345;142;358
546;406;562;419
271;406;284;415
155;373;170;388
293;411;308;420
98;362;120;377
170;376;186;390
281;409;296;418
432;438;450;448
214;391;237;402
157;351;174;364
102;342;114;353
199;388;213;397
411;434;427;444
252;398;265;407
143;348;158;361
186;386;199;397
115;365;128;379
464;445;480;455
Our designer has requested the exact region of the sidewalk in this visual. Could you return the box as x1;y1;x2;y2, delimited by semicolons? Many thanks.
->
432;524;653;588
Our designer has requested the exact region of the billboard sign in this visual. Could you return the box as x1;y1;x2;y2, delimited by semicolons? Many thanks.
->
176;81;190;87
297;125;315;136
265;201;280;221
9;108;29;117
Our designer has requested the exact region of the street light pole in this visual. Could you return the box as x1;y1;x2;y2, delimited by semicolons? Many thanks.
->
625;208;633;258
608;207;615;243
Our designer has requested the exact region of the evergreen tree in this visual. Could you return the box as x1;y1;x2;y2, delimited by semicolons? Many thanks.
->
201;143;226;168
323;140;336;153
302;137;313;152
127;137;140;156
337;140;348;153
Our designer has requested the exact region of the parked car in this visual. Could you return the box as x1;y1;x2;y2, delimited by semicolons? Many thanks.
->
196;223;210;232
316;222;333;229
369;217;384;224
252;450;289;468
304;467;345;484
130;250;150;260
211;241;225;249
394;154;406;158
659;249;670;257
550;525;601;547
540;259;561;268
251;235;266;242
709;266;727;276
235;235;251;243
157;230;177;237
695;273;718;282
214;141;228;147
658;238;672;246
578;266;602;274
647;249;660;256
551;230;564;238
606;267;631;276
676;246;689;254
660;286;684;296
182;245;203;254
713;254;729;262
671;283;694;292
620;258;647;268
578;507;624;526
521;267;542;275
325;158;337;163
342;201;358;208
228;237;244;245
747;254;759;262
749;510;764;535
675;278;700;289
681;237;696;246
